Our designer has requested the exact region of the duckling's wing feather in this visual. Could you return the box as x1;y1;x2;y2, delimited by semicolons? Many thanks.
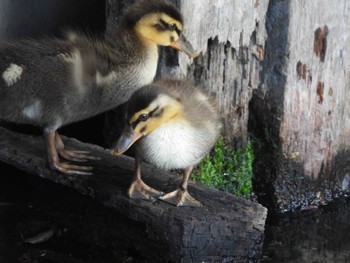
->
0;39;79;125
0;39;71;71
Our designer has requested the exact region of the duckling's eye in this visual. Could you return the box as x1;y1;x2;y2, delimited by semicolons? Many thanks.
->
138;113;149;122
168;23;176;30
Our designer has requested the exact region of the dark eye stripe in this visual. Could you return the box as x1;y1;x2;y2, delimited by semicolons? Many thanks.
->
156;22;167;31
152;107;163;118
130;106;161;128
158;19;181;34
159;19;169;29
149;106;160;117
140;126;146;133
131;121;138;129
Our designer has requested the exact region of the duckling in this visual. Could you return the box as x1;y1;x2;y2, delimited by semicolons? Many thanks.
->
112;79;221;207
0;0;197;175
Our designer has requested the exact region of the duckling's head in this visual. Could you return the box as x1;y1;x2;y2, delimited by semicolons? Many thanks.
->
124;0;197;58
113;85;182;154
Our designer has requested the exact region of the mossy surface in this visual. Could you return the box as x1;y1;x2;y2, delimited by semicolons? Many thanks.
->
193;137;254;198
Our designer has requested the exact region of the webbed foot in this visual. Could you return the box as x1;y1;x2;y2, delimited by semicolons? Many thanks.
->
58;149;101;162
52;161;93;175
55;133;101;162
128;179;164;201
159;188;202;207
45;130;95;175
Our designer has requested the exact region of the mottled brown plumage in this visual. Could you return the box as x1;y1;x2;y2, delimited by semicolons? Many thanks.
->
0;0;196;175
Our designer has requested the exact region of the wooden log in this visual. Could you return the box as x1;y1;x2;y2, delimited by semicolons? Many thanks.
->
0;127;267;262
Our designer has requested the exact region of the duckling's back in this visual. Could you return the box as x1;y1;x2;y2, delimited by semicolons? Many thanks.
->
159;79;221;133
0;33;154;127
0;39;72;125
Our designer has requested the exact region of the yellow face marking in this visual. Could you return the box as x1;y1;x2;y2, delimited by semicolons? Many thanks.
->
134;13;183;46
133;107;181;136
130;95;183;136
143;107;181;134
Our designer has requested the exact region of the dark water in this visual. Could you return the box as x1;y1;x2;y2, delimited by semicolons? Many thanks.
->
262;199;350;263
1;163;350;263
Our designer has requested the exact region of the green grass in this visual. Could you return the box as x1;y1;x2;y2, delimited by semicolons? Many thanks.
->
193;137;254;198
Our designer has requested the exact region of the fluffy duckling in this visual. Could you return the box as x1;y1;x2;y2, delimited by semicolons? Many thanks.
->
0;0;197;175
113;79;221;207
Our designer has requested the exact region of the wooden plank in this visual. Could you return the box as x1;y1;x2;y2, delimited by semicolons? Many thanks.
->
0;127;267;262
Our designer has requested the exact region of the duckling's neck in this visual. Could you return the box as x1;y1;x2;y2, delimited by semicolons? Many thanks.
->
97;27;159;112
131;36;159;86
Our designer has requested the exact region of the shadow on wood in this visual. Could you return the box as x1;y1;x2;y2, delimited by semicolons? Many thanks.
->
0;127;267;262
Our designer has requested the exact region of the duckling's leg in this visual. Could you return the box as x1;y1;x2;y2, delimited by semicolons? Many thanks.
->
159;166;202;207
55;132;101;162
44;129;93;175
128;153;164;201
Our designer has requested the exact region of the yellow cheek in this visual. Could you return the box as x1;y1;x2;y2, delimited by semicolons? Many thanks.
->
170;32;179;41
134;123;147;134
144;119;162;134
153;33;171;46
134;117;163;135
154;31;180;46
135;25;180;46
148;29;175;46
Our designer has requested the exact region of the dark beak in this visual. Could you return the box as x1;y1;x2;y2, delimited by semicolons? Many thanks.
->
111;128;144;156
170;34;198;58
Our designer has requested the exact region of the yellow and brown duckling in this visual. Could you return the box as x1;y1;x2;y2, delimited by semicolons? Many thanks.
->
0;0;196;175
112;79;221;207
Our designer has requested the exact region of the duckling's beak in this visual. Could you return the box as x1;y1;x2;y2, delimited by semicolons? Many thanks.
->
170;34;198;58
112;129;143;156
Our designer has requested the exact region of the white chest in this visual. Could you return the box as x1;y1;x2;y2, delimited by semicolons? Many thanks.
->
139;121;207;170
136;50;158;86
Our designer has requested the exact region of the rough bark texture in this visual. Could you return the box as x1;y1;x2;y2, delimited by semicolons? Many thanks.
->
0;127;267;262
250;0;350;212
173;1;268;147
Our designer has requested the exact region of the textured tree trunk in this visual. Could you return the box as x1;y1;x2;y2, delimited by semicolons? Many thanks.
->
0;127;267;262
250;0;350;212
177;0;268;147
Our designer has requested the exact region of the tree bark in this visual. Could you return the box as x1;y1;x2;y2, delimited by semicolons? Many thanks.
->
0;127;267;262
178;0;268;147
250;0;350;212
